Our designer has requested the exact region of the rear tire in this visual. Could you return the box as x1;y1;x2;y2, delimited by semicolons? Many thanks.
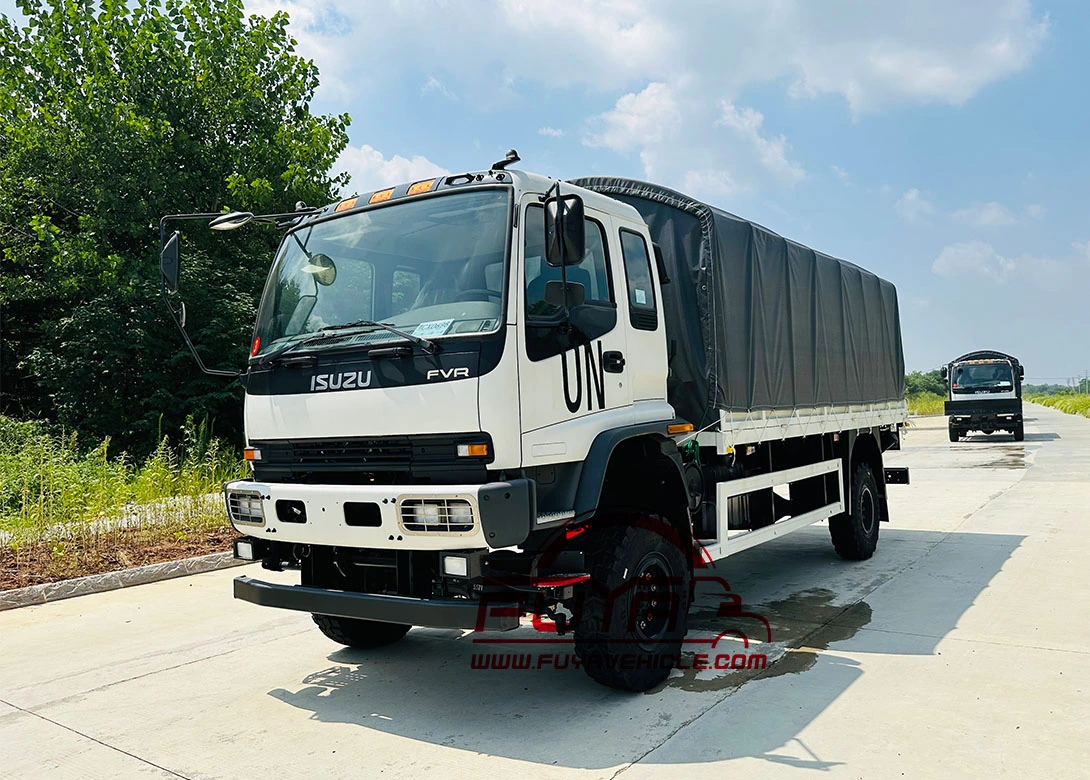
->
311;614;411;649
1013;422;1025;442
829;463;880;561
949;427;960;442
573;522;691;692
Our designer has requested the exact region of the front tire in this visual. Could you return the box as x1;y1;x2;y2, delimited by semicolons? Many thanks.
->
829;463;880;560
311;614;411;649
573;523;691;692
948;426;960;442
1013;422;1025;442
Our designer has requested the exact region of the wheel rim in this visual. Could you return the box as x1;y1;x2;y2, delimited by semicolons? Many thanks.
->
859;486;876;535
632;551;674;646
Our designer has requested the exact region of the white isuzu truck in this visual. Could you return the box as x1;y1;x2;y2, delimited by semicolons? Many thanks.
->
160;151;909;691
942;350;1025;442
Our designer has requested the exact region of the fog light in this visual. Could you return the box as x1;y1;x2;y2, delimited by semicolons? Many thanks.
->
442;555;469;577
235;540;255;561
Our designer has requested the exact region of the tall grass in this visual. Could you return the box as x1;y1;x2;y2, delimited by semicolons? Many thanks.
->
0;415;246;539
907;391;946;416
1026;394;1090;418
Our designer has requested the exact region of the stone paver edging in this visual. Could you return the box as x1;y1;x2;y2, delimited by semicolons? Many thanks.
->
0;552;249;612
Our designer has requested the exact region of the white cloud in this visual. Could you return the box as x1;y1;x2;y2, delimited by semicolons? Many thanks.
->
245;1;1048;114
951;201;1017;227
584;82;678;151
682;169;741;199
422;76;457;101
715;101;805;186
932;241;1015;281
335;144;449;195
896;188;935;222
831;165;851;183
538;126;564;138
1074;240;1090;261
1025;203;1047;220
932;240;1068;287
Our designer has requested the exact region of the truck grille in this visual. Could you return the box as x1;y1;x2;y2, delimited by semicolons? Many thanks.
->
398;497;476;534
250;433;493;482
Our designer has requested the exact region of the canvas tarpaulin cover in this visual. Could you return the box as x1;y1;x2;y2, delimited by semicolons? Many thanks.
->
572;177;906;427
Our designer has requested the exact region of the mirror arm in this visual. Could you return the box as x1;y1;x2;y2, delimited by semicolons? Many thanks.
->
159;283;240;379
158;212;243;380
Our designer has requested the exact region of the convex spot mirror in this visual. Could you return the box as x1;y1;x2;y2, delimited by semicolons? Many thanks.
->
544;194;586;267
301;253;337;286
160;231;180;294
940;365;948;380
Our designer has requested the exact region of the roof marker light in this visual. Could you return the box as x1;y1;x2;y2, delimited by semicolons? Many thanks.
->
369;188;394;204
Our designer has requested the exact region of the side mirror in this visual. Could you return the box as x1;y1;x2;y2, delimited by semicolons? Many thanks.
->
544;194;585;267
940;365;948;380
1018;365;1025;380
544;280;586;308
160;231;180;293
653;243;670;284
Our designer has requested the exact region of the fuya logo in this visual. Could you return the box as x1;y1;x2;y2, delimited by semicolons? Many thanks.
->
427;367;471;381
309;370;372;392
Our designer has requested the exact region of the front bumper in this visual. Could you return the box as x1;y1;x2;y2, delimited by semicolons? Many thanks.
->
233;575;521;630
224;478;535;551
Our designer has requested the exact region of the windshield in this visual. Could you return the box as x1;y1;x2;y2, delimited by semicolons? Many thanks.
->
252;188;510;357
952;362;1014;390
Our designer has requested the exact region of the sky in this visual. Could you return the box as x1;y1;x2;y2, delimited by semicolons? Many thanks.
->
4;0;1087;379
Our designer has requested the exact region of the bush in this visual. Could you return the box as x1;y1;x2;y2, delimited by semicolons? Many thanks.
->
1026;394;1090;418
0;414;245;536
907;392;945;416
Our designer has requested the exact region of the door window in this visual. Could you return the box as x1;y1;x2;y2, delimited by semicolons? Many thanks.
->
523;204;617;361
619;229;658;331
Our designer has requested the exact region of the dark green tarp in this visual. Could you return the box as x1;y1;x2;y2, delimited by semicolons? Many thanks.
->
572;177;906;427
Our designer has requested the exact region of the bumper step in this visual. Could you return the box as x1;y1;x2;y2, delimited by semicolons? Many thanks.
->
233;575;521;631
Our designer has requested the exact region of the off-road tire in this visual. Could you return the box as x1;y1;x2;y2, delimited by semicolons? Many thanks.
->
829;462;880;561
311;614;411;649
1013;422;1025;442
573;522;691;692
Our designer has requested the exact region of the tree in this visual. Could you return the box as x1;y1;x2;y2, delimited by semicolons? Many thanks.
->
905;369;945;397
0;0;349;454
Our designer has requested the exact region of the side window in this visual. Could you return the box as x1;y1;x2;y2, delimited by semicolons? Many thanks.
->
523;203;618;361
619;229;658;330
391;269;421;316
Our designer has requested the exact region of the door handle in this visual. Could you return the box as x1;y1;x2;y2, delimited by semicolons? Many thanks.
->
603;350;625;373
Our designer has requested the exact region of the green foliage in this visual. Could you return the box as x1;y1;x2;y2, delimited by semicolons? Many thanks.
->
0;413;246;534
907;392;945;416
1025;384;1080;396
1026;394;1090;418
905;369;946;397
0;0;350;454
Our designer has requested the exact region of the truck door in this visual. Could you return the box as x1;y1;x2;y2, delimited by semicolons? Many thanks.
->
517;197;632;466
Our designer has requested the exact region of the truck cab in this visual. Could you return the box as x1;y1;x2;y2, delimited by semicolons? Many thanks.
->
943;351;1025;442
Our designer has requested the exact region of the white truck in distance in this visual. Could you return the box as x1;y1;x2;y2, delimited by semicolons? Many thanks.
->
942;350;1025;442
160;150;910;691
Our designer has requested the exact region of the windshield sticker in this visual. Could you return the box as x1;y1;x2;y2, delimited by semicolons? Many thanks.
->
635;288;647;305
412;319;454;338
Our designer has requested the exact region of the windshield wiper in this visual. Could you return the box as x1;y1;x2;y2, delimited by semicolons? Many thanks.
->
254;320;438;366
321;320;440;354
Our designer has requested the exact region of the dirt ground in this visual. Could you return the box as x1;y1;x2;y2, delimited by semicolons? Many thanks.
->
0;526;235;591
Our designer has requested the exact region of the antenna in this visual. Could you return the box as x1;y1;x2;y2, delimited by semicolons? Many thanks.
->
492;149;521;170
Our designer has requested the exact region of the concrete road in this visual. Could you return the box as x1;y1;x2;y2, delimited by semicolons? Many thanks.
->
2;404;1088;779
